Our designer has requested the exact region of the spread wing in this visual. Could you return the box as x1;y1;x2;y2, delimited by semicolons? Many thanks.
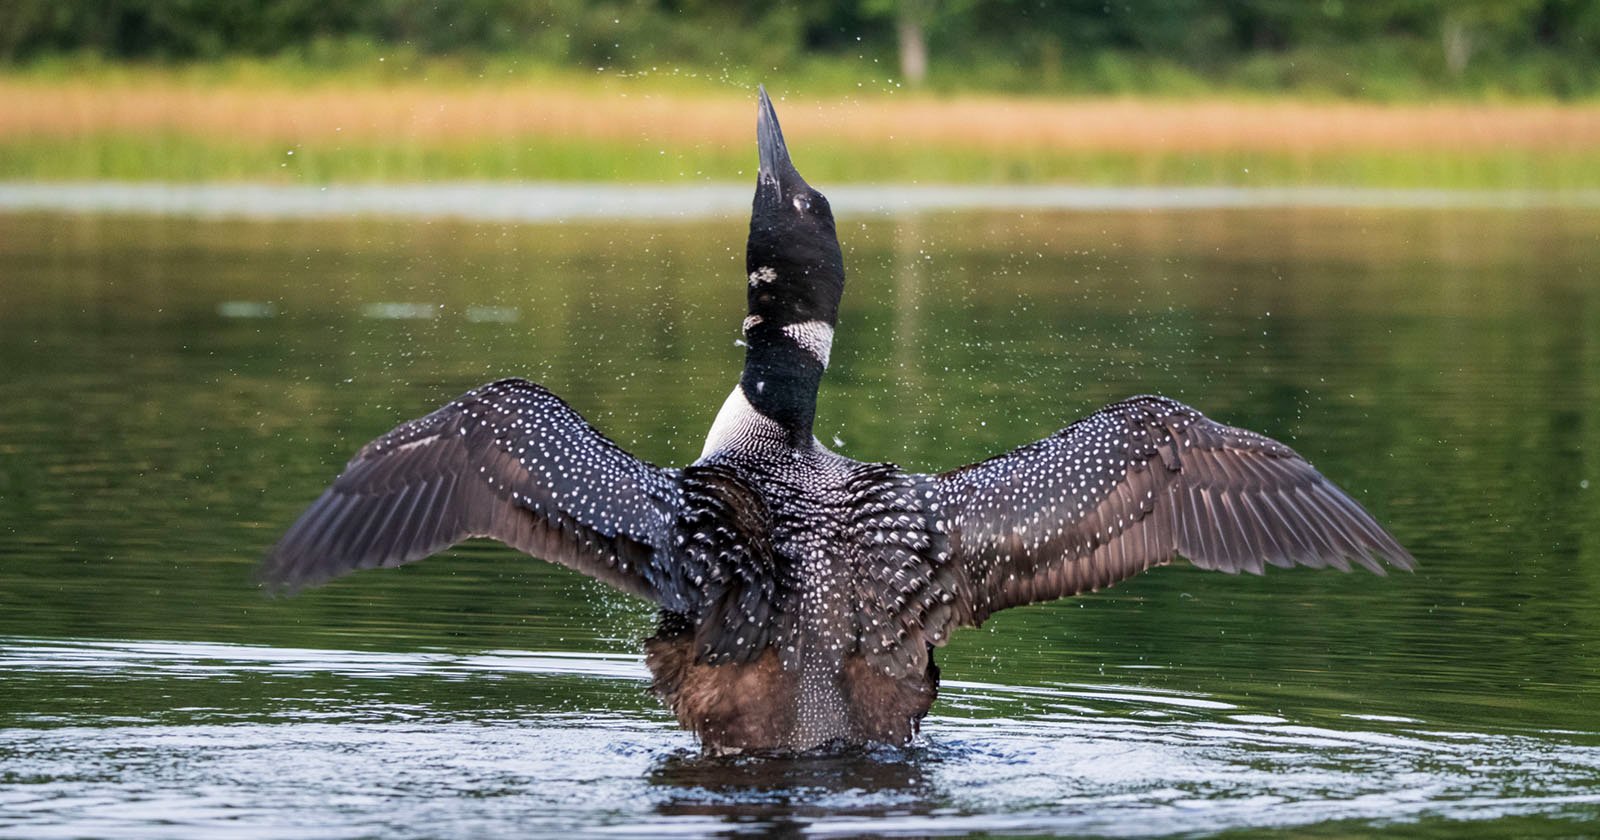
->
936;395;1413;625
261;378;692;607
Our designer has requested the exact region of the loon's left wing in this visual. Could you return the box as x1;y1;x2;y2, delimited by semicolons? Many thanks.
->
260;378;691;607
934;395;1412;626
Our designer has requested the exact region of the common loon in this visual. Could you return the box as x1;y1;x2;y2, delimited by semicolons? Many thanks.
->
262;87;1413;753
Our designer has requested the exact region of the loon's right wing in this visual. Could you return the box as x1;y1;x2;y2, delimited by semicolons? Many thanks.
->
261;378;693;608
934;395;1412;626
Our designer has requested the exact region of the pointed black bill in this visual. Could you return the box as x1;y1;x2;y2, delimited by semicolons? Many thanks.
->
757;85;807;197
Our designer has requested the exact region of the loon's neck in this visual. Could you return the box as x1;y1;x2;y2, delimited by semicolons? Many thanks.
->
698;268;839;459
738;312;831;445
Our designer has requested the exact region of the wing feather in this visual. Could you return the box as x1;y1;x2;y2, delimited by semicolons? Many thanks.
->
936;395;1412;624
261;378;685;605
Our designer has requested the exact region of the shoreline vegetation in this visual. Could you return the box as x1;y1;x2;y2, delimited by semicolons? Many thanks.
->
4;64;1600;188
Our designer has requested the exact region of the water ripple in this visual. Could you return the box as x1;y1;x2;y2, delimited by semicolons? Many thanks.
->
3;637;1597;838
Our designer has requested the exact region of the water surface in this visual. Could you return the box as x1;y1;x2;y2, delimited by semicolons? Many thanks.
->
4;182;1599;222
1;203;1598;836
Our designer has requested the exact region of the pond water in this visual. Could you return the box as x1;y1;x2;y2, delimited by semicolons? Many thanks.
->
1;198;1598;836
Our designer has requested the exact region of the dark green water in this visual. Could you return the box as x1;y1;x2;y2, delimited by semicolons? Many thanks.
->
2;204;1598;837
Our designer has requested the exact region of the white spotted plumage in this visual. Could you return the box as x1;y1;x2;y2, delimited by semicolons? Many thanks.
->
780;320;834;368
698;384;782;460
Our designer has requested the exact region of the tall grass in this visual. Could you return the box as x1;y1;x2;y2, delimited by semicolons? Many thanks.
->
7;133;1599;190
4;66;1600;187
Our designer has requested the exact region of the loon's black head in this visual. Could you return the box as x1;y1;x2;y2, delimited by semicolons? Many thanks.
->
727;86;844;448
747;86;844;330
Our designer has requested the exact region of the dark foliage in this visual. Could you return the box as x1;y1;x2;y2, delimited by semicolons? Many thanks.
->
3;0;1599;96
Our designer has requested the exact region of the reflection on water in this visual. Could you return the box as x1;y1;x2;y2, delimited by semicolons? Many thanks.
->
2;205;1599;836
3;639;1597;838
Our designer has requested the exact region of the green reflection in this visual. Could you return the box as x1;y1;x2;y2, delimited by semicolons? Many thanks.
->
0;206;1596;745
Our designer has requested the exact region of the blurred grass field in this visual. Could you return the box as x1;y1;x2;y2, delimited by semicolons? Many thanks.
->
5;65;1600;187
